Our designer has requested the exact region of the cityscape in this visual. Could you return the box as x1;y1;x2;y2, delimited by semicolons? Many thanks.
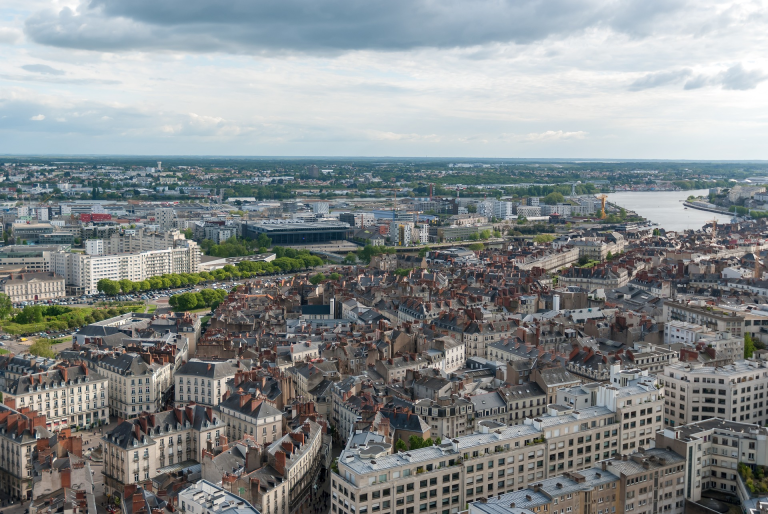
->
2;2;768;514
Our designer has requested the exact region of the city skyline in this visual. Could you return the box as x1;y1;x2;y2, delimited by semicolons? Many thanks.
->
0;0;766;158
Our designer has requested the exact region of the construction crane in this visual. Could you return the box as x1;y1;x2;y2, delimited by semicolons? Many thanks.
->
709;218;718;243
596;194;608;219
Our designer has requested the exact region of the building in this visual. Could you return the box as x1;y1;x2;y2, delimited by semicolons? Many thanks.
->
245;221;351;245
516;206;541;218
102;407;226;496
1;363;108;430
663;320;707;344
12;223;54;243
51;239;201;294
0;272;66;303
657;418;768;501
175;360;238;408
267;420;325;513
339;212;375;229
179;480;261;514
663;300;745;338
390;221;414;246
661;359;768;427
155;208;177;230
216;392;284;445
61;349;173;420
434;224;493;243
0;245;68;272
412;396;475;440
85;239;104;256
310;202;330;215
0;405;50;501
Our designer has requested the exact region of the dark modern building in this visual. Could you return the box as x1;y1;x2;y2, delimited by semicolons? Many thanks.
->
245;221;351;245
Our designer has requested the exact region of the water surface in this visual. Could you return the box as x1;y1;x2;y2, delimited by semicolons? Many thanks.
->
607;189;731;232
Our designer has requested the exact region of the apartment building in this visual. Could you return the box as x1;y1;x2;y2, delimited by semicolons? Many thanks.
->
663;300;745;338
0;405;49;501
62;349;173;419
50;238;201;294
268;420;325;513
658;418;768;502
102;406;225;496
1;364;108;429
413;396;475;440
216;392;284;445
175;359;238;408
469;448;685;514
557;366;664;453
661;359;768;427
0;245;68;272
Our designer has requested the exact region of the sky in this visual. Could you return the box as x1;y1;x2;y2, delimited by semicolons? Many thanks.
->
0;0;767;159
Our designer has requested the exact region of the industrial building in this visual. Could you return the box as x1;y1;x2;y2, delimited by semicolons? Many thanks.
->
245;220;351;245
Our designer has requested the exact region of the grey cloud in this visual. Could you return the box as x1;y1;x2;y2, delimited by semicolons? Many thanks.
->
22;64;66;76
684;64;767;90
0;27;22;44
629;69;691;91
24;0;694;54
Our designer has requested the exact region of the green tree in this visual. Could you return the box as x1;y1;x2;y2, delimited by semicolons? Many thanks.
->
175;292;199;311
309;273;326;285
606;251;614;261
118;279;134;293
543;192;565;205
517;216;528;225
182;228;193;239
467;243;484;251
328;273;341;281
0;293;12;319
479;229;491;239
395;439;408;452
97;279;120;295
745;333;756;359
418;246;431;258
256;233;272;249
343;252;358;264
29;340;56;359
533;234;555;244
466;204;477;213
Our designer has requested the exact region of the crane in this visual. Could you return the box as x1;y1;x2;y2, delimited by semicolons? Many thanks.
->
708;218;718;243
596;194;608;219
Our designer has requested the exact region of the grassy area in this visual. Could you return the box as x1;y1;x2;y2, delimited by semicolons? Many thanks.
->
49;337;71;345
0;349;9;355
175;307;213;314
146;304;158;314
201;315;211;325
0;305;144;336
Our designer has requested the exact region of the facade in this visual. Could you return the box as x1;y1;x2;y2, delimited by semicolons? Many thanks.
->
663;300;745;339
1;363;109;429
216;392;284;445
0;245;68;272
661;359;768;427
0;405;50;501
267;420;325;513
103;407;225;496
339;212;375;228
64;349;173;419
155;208;177;230
412;396;475;440
0;272;66;303
51;238;201;294
175;359;238;407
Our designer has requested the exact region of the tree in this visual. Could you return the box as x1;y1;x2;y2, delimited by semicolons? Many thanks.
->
606;251;614;261
343;252;358;264
29;340;56;359
309;273;326;285
118;279;134;293
175;292;199;311
493;229;501;238
0;293;12;319
466;204;477;213
395;439;408;452
467;243;484;251
256;233;272;249
533;234;555;244
745;333;756;359
479;229;491;239
517;216;528;225
543;192;565;205
328;273;341;280
182;228;193;239
97;279;120;295
418;246;431;258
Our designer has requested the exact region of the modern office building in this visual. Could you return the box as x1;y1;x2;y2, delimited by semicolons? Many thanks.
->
245;220;351;245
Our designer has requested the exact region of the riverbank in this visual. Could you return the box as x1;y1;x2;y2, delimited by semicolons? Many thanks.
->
683;201;731;216
607;190;732;231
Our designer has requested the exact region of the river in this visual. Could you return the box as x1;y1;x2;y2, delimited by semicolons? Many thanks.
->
607;189;732;232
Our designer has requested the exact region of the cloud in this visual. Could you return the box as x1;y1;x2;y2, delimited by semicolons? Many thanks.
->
523;130;587;142
160;112;252;137
21;64;66;76
23;0;695;54
629;69;691;91
0;27;22;45
684;64;767;90
30;114;45;121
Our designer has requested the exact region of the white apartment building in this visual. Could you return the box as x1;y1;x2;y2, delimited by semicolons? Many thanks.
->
661;359;768;428
155;208;177;230
175;360;238;408
390;222;414;246
51;239;201;294
664;320;707;344
1;364;109;429
62;349;173;419
85;239;104;256
179;480;261;514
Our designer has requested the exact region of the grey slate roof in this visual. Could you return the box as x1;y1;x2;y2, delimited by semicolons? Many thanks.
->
177;360;237;379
